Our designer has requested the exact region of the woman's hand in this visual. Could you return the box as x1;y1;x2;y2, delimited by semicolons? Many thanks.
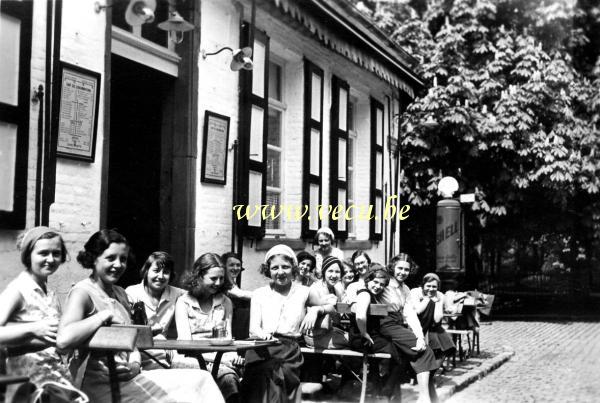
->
411;337;427;352
115;361;141;381
361;333;374;348
300;306;322;333
31;318;59;344
97;310;115;325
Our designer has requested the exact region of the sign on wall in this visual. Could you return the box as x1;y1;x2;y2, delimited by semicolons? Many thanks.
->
201;111;230;185
56;62;101;162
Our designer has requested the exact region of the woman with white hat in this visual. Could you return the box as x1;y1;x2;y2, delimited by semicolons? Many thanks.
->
314;227;344;278
240;244;327;402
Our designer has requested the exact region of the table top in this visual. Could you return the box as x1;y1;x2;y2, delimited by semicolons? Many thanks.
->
151;339;279;352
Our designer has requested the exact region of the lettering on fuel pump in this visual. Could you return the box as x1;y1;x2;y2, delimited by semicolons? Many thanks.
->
436;220;459;245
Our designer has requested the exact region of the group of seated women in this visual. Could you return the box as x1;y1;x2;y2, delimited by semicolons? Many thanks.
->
0;225;459;403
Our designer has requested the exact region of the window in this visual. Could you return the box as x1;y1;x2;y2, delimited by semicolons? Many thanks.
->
347;99;357;237
370;98;384;240
302;60;324;239
329;76;350;239
266;60;285;232
112;0;171;48
238;24;270;239
0;1;32;229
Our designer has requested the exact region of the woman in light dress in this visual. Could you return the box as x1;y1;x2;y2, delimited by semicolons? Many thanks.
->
57;229;223;403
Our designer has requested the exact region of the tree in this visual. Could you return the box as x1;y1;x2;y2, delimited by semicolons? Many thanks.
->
354;0;600;285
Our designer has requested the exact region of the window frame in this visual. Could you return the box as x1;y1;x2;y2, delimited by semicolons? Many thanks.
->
370;97;384;241
265;58;286;235
0;1;32;229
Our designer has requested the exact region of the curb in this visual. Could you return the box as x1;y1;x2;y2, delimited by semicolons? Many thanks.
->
438;347;515;401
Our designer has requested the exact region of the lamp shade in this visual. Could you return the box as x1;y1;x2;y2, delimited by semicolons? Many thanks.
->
125;0;156;26
158;11;194;32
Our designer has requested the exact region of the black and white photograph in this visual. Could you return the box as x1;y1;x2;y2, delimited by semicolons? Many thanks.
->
1;0;599;402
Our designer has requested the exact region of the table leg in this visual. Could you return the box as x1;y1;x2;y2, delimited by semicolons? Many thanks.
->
195;354;208;371
106;352;121;403
212;352;224;379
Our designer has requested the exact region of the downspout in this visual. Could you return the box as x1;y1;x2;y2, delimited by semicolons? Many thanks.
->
42;0;62;226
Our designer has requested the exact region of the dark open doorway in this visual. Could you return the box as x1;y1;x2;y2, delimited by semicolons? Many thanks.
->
108;55;173;287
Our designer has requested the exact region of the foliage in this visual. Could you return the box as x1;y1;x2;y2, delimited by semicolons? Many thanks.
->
354;0;600;272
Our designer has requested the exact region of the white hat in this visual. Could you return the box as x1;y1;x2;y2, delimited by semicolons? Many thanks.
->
264;244;298;266
316;227;335;241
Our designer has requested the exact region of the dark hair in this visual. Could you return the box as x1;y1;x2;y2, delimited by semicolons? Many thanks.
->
221;252;242;266
351;250;371;266
20;231;68;269
182;253;232;297
260;253;298;278
77;229;129;269
140;251;175;285
363;263;390;285
387;252;418;277
296;251;316;270
341;259;357;281
422;272;441;288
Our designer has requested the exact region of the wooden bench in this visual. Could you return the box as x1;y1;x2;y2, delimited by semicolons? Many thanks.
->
300;303;393;403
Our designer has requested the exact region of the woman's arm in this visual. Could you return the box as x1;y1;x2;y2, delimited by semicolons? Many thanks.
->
228;286;253;301
403;301;425;340
248;293;270;340
410;288;430;315
174;297;192;340
223;296;234;337
433;291;444;323
56;288;113;350
354;292;374;345
0;288;58;346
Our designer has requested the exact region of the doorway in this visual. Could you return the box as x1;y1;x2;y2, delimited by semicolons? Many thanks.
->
107;55;173;286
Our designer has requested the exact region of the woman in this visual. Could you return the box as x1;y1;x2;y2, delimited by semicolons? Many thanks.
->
295;250;316;286
314;227;344;277
306;256;348;349
221;252;252;340
411;273;455;364
125;251;185;369
0;227;73;398
240;244;325;402
57;229;223;403
354;266;439;403
342;250;371;303
340;259;357;290
175;253;241;403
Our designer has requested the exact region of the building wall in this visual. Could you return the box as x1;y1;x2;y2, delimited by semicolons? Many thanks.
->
196;0;400;290
0;0;106;299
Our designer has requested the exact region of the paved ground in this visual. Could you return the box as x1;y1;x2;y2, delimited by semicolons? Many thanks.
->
304;320;600;402
446;320;600;403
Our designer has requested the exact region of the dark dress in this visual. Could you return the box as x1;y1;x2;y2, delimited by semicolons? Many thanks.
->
418;299;455;359
351;289;439;374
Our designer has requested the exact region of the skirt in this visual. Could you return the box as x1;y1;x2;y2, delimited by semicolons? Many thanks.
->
241;336;303;403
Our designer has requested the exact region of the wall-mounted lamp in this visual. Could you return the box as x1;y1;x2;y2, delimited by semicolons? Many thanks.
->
125;0;156;26
202;47;253;71
157;11;195;44
94;1;111;13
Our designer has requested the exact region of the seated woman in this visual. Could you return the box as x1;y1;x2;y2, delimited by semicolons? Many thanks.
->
295;250;317;286
125;251;185;369
340;259;357;291
175;253;241;403
240;244;324;403
0;227;74;399
306;256;348;349
342;250;372;303
221;252;252;340
314;227;344;278
411;273;455;364
57;229;223;403
353;266;439;403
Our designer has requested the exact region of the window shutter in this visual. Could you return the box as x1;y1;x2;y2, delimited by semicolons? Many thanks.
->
330;76;349;240
302;59;324;239
370;98;384;241
0;1;32;229
238;23;269;239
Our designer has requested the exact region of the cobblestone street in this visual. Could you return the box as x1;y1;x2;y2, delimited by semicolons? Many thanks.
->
446;320;600;403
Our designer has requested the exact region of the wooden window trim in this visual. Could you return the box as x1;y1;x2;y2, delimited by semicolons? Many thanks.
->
370;97;384;241
330;75;349;240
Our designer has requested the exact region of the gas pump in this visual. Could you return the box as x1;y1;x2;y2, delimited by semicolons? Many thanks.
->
436;177;465;280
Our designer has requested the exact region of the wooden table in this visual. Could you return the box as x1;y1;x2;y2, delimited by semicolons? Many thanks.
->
147;339;280;378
